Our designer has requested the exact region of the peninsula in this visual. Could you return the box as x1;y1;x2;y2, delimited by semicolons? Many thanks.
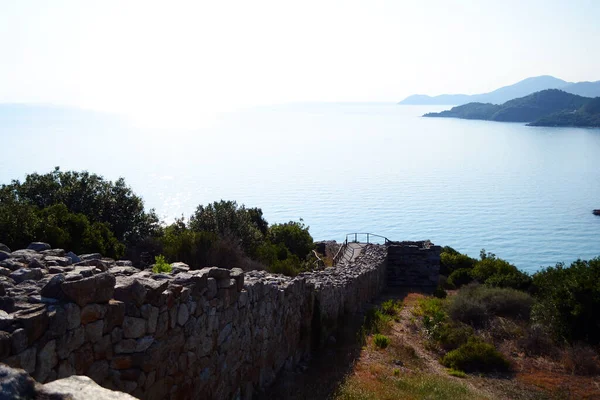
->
423;89;600;127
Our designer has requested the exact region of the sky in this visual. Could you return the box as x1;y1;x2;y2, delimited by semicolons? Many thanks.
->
1;0;599;125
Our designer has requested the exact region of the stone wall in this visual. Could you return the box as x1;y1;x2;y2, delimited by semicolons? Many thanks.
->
386;240;441;288
0;242;387;400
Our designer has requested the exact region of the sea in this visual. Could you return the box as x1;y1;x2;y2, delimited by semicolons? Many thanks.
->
1;103;599;273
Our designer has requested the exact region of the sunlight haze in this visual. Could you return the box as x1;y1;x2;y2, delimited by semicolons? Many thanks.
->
1;0;599;125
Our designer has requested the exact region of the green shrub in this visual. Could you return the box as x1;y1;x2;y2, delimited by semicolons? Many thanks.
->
441;339;510;373
268;220;314;260
380;299;403;316
471;250;531;290
440;249;477;276
447;268;473;288
373;334;390;349
449;284;533;327
447;368;467;378
152;255;172;273
531;258;600;344
433;286;447;299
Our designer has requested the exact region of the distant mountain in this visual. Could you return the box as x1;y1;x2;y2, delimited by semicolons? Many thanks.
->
399;76;600;105
423;89;600;127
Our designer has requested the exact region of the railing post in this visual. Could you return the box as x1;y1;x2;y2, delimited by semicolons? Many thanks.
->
354;233;357;243
367;233;370;244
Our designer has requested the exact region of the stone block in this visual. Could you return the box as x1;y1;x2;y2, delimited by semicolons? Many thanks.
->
122;316;146;339
61;273;115;307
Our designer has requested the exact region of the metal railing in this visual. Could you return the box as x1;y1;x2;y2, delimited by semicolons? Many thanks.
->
343;233;390;245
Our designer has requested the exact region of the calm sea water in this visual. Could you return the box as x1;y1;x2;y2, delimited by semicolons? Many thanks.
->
1;103;599;273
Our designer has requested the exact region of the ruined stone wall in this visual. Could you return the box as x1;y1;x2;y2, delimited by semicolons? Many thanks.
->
386;240;441;288
0;243;387;400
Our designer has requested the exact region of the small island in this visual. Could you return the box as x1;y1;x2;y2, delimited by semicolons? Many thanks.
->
423;89;600;127
594;209;600;216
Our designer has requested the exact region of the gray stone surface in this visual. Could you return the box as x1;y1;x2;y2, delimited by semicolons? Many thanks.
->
0;240;438;400
43;374;138;399
27;242;51;252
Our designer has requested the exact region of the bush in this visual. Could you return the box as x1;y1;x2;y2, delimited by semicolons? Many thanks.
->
268;220;314;260
440;248;477;276
560;344;600;376
447;369;467;378
471;250;531;290
380;299;403;316
433;286;447;299
531;258;600;344
374;334;391;349
152;255;172;273
441;338;510;373
447;268;473;288
449;284;533;327
1;167;159;244
518;324;555;356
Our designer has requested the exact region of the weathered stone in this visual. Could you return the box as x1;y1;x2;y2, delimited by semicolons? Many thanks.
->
0;251;10;262
41;274;65;299
57;326;85;359
135;336;154;352
10;268;43;283
44;256;71;266
48;305;68;336
115;260;133;267
61;303;81;331
87;360;109;384
0;363;37;398
14;306;48;344
41;248;65;257
11;328;28;354
85;320;104;343
75;258;110;271
155;311;169;338
104;300;125;333
177;303;189;326
0;266;10;277
93;334;112;360
204;267;230;280
0;243;10;253
230;268;245;291
27;258;45;269
81;303;107;324
114;339;137;354
27;242;51;252
42;374;139;399
122;316;146;339
0;309;14;329
207;278;217;299
111;355;134;370
108;327;122;345
141;304;159;334
65;251;81;264
0;330;10;358
69;343;94;373
4;347;36;374
61;272;115;307
34;339;57;383
170;262;189;275
0;259;25;272
114;276;147;306
57;359;76;378
79;253;102;261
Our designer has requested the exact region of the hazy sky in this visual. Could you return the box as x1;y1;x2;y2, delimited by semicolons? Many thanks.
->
1;0;599;123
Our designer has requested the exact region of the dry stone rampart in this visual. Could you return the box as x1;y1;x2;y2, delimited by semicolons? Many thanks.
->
0;242;387;399
386;240;442;288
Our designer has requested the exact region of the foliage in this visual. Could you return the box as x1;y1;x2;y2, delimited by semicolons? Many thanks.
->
335;372;480;400
449;284;533;327
267;220;313;259
471;250;531;290
188;200;265;256
440;247;477;276
152;255;172;274
380;299;403;316
0;167;159;244
433;285;447;299
531;258;600;344
447;369;467;378
373;334;390;349
447;268;474;288
425;89;598;127
441;338;510;373
0;200;124;258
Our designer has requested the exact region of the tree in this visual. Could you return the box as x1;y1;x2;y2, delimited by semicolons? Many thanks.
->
2;167;159;244
267;220;313;260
